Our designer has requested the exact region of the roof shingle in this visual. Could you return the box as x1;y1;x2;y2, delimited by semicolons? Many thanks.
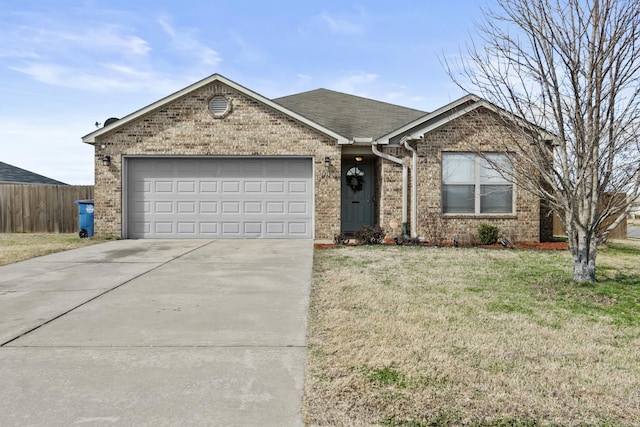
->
0;161;67;185
274;89;427;140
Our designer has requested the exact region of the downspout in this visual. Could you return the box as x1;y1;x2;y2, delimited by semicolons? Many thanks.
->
403;138;418;239
372;141;410;240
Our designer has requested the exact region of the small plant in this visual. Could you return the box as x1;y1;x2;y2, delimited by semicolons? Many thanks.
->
422;207;445;245
362;364;407;388
354;225;385;245
333;232;349;245
478;223;499;245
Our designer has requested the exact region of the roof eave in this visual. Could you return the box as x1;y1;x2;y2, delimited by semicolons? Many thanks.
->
82;74;350;145
376;94;556;144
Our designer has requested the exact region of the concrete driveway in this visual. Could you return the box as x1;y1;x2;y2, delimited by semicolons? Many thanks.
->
0;239;313;426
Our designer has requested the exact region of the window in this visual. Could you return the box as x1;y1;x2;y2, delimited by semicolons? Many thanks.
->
442;153;513;214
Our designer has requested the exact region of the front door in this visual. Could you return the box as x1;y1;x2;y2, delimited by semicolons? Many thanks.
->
341;161;374;233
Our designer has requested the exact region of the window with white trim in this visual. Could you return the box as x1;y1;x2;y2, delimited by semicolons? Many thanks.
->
442;153;513;214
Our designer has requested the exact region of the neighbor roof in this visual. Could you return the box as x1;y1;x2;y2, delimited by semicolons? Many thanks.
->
273;89;427;141
0;161;67;185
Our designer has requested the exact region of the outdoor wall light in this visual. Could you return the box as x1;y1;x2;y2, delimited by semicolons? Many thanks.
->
102;155;111;166
354;156;363;162
324;156;331;167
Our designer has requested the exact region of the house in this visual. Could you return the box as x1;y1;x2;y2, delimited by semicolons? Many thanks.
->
0;161;67;185
81;74;553;242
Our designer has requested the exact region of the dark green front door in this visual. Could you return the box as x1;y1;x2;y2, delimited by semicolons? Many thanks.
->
341;161;374;233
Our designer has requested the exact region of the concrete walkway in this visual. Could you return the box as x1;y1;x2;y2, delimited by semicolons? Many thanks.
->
0;239;313;426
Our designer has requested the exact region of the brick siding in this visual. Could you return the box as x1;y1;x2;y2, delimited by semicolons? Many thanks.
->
92;81;341;239
376;108;547;243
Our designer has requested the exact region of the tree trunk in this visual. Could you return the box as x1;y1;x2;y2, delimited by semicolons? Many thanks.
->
570;228;598;283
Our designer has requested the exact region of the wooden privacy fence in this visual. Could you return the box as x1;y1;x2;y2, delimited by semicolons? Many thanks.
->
552;193;628;240
553;215;627;239
0;184;94;233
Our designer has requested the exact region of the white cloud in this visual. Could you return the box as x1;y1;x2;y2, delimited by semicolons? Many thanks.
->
1;21;151;58
0;10;218;95
296;74;312;85
329;72;378;94
51;27;151;56
157;14;221;66
230;32;265;64
10;62;189;95
317;11;364;35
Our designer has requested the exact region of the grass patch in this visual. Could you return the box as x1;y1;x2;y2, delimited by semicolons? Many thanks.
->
304;244;640;426
0;233;112;266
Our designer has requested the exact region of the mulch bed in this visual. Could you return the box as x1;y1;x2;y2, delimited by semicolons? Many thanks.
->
314;240;569;251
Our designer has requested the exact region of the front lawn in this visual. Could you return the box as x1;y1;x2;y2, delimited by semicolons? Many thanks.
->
0;233;109;266
305;243;640;426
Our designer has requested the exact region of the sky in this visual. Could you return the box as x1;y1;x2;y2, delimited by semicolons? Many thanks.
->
0;0;492;185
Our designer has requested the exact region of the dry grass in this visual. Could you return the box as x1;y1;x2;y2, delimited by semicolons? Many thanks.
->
305;244;640;426
0;233;109;266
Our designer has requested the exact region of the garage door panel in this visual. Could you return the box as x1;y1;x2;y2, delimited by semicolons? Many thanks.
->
288;181;307;193
266;201;285;214
133;201;150;214
155;181;173;192
176;160;197;175
288;201;308;214
154;201;174;214
222;181;241;193
266;181;285;193
222;201;240;214
177;181;196;193
244;181;262;192
243;201;262;214
127;158;313;238
266;222;285;235
177;222;196;234
155;162;174;176
288;161;312;177
155;222;173;234
134;181;151;193
133;222;151;234
244;222;262;234
199;222;218;234
199;202;218;214
177;201;196;213
199;181;218;193
265;161;286;174
288;223;308;235
222;222;241;235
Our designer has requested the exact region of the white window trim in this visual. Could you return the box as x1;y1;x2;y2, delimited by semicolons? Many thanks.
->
443;153;516;216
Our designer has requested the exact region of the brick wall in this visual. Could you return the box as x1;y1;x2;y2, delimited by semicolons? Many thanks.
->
92;81;341;239
376;107;545;243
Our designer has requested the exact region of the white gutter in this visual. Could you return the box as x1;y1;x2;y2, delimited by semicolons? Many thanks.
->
372;141;408;237
403;138;418;239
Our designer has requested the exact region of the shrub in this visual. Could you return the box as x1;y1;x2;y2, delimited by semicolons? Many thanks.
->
478;223;499;245
333;232;348;245
354;225;385;245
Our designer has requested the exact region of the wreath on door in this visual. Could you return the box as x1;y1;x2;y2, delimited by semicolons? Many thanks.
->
346;166;365;192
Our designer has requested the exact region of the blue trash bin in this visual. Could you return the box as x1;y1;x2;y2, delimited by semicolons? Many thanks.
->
74;200;94;238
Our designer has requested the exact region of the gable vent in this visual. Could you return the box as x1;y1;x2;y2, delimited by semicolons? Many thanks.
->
208;95;231;118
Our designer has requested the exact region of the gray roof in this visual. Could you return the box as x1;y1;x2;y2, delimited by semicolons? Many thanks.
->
273;89;427;140
0;161;67;185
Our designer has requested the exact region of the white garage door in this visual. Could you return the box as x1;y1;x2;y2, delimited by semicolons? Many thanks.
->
125;157;313;239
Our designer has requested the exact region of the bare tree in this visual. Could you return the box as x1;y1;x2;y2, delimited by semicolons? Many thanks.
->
447;0;640;282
